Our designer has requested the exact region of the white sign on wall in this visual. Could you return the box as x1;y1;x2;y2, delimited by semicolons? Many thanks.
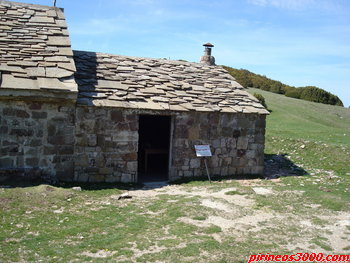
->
194;145;212;157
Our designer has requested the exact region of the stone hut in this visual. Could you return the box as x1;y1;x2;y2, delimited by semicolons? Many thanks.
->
0;1;269;183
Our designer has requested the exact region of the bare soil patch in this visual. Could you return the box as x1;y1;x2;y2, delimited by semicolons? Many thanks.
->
127;181;350;254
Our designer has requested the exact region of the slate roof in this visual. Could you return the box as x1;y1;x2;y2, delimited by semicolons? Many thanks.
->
0;0;268;114
0;1;77;97
74;51;269;114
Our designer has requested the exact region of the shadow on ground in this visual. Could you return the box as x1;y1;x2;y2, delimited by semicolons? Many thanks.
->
0;153;308;190
0;177;140;191
264;153;308;179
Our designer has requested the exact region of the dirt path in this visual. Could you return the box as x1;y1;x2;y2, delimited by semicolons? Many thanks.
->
127;182;350;254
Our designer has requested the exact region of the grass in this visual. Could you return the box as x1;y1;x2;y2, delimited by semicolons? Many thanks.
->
311;238;333;252
224;190;245;195
1;89;350;262
250;88;350;146
250;88;350;175
193;215;207;221
249;89;350;212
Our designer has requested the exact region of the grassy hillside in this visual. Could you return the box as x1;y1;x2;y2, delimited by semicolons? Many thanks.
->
0;89;349;262
249;88;350;145
249;88;350;175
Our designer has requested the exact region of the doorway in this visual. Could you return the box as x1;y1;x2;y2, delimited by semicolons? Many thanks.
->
137;115;171;182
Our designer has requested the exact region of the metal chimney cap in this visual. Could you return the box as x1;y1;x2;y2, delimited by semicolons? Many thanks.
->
203;43;214;47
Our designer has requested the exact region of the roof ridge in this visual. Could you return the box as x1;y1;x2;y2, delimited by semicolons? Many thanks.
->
73;49;220;68
0;0;62;10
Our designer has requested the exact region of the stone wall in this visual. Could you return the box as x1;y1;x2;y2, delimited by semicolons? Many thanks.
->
0;99;75;181
0;102;266;183
170;112;266;180
74;107;138;183
74;109;266;183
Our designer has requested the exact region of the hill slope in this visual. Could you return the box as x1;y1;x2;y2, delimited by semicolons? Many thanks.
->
224;66;343;106
248;88;350;176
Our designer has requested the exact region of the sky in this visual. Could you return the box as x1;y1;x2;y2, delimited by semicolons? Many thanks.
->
12;0;350;107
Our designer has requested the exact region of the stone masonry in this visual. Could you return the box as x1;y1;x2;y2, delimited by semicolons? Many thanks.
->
74;107;138;183
170;112;266;180
0;99;75;181
71;108;266;183
0;99;266;183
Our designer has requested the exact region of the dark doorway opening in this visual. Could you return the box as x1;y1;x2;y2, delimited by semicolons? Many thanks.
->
138;115;171;182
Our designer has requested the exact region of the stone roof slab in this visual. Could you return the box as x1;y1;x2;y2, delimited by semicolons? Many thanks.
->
72;49;269;114
0;0;77;99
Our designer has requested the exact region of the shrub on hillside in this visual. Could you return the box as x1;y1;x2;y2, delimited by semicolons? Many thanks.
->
253;93;268;109
223;65;344;107
285;87;302;99
300;86;343;106
270;81;284;94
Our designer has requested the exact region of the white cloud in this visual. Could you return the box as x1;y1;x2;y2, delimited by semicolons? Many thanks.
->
246;0;342;11
247;0;312;9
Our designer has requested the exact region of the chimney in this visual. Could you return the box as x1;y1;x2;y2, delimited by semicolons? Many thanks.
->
200;43;215;66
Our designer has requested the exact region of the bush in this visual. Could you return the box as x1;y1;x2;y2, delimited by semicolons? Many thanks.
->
285;87;302;99
270;81;284;94
300;86;343;106
223;65;344;107
253;93;268;109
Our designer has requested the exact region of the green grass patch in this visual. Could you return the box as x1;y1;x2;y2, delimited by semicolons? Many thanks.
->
193;215;207;221
225;190;245;195
204;225;222;234
311;238;333;251
311;217;329;226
